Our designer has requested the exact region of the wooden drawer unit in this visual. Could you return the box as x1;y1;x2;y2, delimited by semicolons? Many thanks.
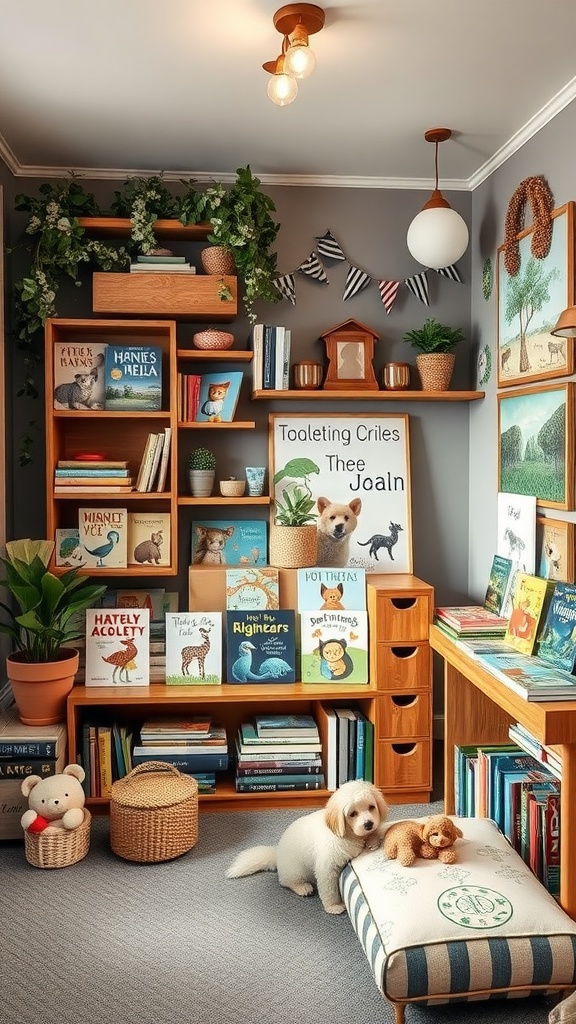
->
367;574;434;803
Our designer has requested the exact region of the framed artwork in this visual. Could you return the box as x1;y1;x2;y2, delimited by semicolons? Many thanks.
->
269;412;413;573
536;515;575;583
320;319;378;390
497;383;574;510
497;202;574;388
496;492;536;573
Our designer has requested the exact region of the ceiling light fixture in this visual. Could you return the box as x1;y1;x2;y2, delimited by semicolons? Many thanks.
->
263;4;325;105
551;306;576;337
406;128;469;270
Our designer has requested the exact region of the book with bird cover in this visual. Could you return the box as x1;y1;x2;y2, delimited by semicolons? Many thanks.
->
84;608;150;686
226;610;296;683
78;507;128;568
165;612;222;685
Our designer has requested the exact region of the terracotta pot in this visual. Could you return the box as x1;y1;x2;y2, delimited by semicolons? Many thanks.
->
269;525;318;569
7;648;80;726
200;246;235;276
416;352;456;391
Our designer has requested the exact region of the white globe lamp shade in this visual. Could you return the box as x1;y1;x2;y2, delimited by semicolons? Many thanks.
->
407;204;469;270
284;41;316;79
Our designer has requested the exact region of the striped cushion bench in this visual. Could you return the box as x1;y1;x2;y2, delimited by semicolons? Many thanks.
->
340;815;576;1024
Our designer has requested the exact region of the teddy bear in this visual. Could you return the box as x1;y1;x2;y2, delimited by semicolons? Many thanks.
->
383;814;463;866
20;763;86;833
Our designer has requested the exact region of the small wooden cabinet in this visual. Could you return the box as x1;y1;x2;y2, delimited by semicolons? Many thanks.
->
367;574;433;803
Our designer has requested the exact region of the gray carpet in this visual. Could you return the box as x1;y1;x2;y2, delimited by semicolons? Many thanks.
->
0;801;556;1024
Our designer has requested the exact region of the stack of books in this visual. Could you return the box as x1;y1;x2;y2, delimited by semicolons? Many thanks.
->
129;255;196;274
316;704;373;789
235;715;324;792
80;722;133;797
251;324;291;391
0;710;67;838
135;427;172;492
54;458;133;494
132;716;229;793
434;605;509;640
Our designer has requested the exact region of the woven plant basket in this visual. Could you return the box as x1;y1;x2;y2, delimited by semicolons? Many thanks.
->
24;808;92;869
416;352;456;391
200;245;235;276
269;524;318;569
110;762;198;863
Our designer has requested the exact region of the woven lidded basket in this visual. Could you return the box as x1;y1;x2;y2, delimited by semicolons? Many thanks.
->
110;762;198;863
24;809;92;869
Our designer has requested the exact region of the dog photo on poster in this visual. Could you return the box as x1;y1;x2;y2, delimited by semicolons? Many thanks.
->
269;413;413;573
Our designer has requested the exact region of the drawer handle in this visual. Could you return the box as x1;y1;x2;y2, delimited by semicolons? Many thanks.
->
391;742;417;756
391;694;417;708
390;646;417;659
391;598;417;610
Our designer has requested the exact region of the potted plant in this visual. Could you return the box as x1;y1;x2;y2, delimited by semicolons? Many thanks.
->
270;457;320;568
0;539;106;725
402;317;465;391
189;447;216;497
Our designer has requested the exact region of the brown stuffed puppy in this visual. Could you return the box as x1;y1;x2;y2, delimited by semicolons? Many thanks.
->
383;814;463;866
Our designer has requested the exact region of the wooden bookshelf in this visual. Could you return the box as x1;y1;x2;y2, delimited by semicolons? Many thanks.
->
251;389;484;401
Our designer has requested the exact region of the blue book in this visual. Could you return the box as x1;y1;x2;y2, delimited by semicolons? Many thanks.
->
236;776;325;791
537;582;576;673
263;325;276;390
104;344;162;410
484;554;513;615
191;520;267;567
297;567;367;612
354;710;367;780
195;371;243;422
226;610;296;683
55;468;130;477
131;750;229;772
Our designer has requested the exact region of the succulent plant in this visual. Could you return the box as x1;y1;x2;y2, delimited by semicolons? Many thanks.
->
189;447;216;471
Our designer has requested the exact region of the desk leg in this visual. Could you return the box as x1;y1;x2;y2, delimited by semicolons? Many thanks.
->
560;744;576;920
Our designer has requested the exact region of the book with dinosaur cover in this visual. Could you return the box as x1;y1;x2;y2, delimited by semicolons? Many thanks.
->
226;610;296;683
127;511;171;567
78;507;128;568
296;567;366;611
537;582;576;672
191;520;267;566
300;610;369;684
84;608;150;686
165;612;222;685
53;340;107;410
194;371;243;423
104;344;162;411
225;567;279;609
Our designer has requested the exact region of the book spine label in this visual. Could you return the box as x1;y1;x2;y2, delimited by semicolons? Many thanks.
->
235;779;324;792
0;761;57;778
236;764;322;776
0;741;57;757
132;753;229;772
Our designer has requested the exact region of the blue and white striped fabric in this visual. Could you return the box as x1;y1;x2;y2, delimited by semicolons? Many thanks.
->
340;816;576;1007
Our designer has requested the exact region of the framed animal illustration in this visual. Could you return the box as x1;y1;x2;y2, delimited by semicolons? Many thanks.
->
536;515;575;583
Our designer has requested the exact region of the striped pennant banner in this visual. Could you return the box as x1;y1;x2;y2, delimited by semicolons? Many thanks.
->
378;279;400;315
273;274;296;304
315;229;346;261
343;265;372;301
435;264;463;283
404;272;430;306
298;252;328;283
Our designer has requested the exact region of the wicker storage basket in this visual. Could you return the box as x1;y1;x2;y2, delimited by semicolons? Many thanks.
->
110;762;198;863
24;809;92;869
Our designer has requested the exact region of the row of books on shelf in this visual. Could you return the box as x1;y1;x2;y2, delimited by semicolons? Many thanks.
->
55;508;171;571
53;342;162;412
251;324;291;391
455;736;560;897
53;428;171;498
177;372;243;423
0;710;68;839
129;255;196;274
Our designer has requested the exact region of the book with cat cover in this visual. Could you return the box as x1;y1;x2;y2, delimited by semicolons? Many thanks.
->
504;573;556;656
53;341;107;410
225;568;279;610
191;520;267;566
78;507;128;568
297;568;366;612
165;612;222;685
194;371;243;423
300;610;369;684
104;344;162;411
85;608;149;686
127;511;171;567
484;554;513;616
537;582;576;673
226;610;296;683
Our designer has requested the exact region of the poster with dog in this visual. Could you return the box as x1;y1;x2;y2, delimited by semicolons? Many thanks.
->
269;413;412;573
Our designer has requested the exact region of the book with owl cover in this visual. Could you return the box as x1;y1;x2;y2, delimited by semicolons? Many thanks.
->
53;341;107;410
84;608;149;686
78;507;128;568
165;612;222;685
300;610;369;684
296;568;366;612
191;520;267;566
194;371;243;423
226;610;296;683
104;345;162;411
225;568;280;610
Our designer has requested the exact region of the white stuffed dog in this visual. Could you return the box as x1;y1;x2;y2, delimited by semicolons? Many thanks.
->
20;763;86;833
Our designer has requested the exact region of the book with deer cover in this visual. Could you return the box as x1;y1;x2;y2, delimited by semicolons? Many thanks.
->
300;610;369;684
194;371;243;423
53;340;107;410
225;568;279;610
104;344;162;411
78;507;128;568
84;608;150;686
504;573;556;655
127;511;171;567
296;567;366;611
165;612;222;685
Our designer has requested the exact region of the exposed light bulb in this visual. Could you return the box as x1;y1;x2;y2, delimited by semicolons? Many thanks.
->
267;69;298;105
284;40;316;79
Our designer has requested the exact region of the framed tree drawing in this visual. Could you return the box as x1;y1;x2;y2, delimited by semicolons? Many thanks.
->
536;515;575;583
498;382;574;511
269;412;413;572
497;201;574;387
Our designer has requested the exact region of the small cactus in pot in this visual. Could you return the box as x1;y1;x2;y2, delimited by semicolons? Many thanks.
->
189;447;216;497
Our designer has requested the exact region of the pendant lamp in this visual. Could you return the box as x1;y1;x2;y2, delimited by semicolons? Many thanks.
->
406;128;469;270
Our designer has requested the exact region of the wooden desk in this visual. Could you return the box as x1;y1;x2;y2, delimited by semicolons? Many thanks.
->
430;625;576;919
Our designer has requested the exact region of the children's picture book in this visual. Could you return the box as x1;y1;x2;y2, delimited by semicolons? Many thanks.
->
104;344;162;411
297;567;366;611
191;520;267;566
165;612;222;685
114;588;169;620
226;610;296;683
54;528;85;567
127;511;171;567
504;572;556;655
496;492;536;574
225;568;279;610
85;608;150;686
254;714;319;738
78;507;128;568
537;582;576;673
300;610;369;684
195;371;243;423
484;554;513;616
53;340;107;410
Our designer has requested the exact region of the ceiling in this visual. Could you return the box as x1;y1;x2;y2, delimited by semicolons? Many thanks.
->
1;0;575;189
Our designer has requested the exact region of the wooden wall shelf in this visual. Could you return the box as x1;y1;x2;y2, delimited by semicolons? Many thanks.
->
92;273;237;320
78;217;212;239
251;389;484;402
178;421;256;430
177;350;253;361
178;496;271;506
